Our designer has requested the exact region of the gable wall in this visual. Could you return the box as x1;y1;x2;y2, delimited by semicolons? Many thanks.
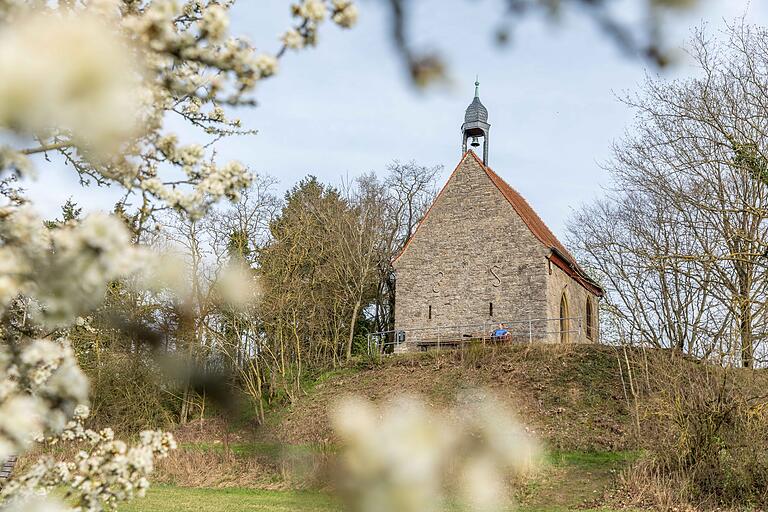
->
393;154;550;338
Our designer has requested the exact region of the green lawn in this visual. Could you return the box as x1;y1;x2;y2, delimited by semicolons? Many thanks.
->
118;486;339;512
117;485;632;512
546;450;640;468
123;448;638;511
114;445;640;511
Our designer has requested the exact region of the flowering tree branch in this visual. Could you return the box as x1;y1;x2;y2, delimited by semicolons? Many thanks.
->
0;1;357;511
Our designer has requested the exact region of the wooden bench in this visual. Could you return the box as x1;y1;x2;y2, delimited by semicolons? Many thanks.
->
415;338;465;350
415;334;501;350
414;333;518;351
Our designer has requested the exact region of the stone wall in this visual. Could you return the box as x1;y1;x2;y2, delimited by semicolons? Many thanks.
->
393;153;550;343
544;261;599;344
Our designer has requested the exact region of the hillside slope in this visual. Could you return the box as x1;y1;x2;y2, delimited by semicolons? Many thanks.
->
264;343;633;451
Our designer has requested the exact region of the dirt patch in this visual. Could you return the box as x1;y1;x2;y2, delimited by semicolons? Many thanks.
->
522;451;638;510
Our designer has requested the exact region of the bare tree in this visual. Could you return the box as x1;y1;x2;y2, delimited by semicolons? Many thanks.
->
569;23;768;367
568;192;727;357
207;174;280;267
374;161;440;333
322;174;388;360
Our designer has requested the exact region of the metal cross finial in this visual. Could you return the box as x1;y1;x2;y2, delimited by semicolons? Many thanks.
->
474;76;480;97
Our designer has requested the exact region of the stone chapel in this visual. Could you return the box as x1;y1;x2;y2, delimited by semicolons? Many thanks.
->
392;82;603;348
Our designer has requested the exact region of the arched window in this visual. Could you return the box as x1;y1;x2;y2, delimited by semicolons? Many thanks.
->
586;299;594;340
559;292;569;343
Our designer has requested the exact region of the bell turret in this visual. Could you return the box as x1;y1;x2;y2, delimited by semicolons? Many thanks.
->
461;79;490;164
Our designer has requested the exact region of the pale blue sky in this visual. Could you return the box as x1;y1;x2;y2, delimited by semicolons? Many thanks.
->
25;0;768;238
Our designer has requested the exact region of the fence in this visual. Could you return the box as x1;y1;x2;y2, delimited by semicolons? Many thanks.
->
367;316;584;354
0;455;16;487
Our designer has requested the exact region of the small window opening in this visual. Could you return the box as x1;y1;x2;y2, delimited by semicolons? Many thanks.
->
586;299;594;340
428;305;432;320
489;302;493;317
559;292;569;343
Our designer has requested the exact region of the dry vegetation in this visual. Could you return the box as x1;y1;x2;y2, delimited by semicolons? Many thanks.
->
252;343;768;510
617;350;768;509
261;343;632;452
23;342;768;511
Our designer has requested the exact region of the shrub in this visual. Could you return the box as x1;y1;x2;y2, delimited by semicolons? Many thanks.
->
622;350;768;509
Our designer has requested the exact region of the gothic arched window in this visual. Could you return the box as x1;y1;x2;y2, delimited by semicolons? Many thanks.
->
559;292;569;343
586;299;594;340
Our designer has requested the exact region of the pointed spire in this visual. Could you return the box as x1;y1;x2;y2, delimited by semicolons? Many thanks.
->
462;76;490;164
464;78;488;124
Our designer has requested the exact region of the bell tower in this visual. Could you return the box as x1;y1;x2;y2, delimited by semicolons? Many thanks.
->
461;79;490;165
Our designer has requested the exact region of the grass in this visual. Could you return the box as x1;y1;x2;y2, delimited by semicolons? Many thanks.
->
117;485;632;512
169;442;637;511
118;486;339;512
518;450;638;511
116;448;639;511
267;344;633;451
546;450;640;468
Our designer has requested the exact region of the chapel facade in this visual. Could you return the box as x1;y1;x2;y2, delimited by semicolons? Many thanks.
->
392;82;603;348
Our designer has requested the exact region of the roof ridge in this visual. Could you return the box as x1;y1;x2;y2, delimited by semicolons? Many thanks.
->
481;159;575;260
474;155;601;294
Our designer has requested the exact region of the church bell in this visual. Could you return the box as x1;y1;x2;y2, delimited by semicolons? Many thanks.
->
461;78;490;164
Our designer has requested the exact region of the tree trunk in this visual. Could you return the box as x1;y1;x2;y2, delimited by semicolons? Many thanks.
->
740;299;753;368
180;383;191;424
387;274;396;332
346;297;362;361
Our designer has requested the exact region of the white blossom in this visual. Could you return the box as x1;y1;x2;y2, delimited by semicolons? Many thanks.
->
0;340;90;461
0;247;23;308
0;9;144;152
15;212;144;326
332;0;358;28
0;1;354;510
281;29;305;49
0;205;50;254
298;0;327;22
215;262;261;309
331;392;540;512
199;4;229;41
0;395;47;459
4;496;68;512
253;54;279;78
0;146;32;177
2;403;176;511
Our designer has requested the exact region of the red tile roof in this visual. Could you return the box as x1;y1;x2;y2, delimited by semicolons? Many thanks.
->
394;151;603;296
483;160;575;264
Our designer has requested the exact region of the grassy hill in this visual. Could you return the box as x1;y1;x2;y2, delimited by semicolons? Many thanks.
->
149;343;644;511
263;343;633;452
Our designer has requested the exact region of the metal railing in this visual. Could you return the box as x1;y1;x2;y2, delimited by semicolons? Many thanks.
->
0;455;16;487
367;316;584;354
